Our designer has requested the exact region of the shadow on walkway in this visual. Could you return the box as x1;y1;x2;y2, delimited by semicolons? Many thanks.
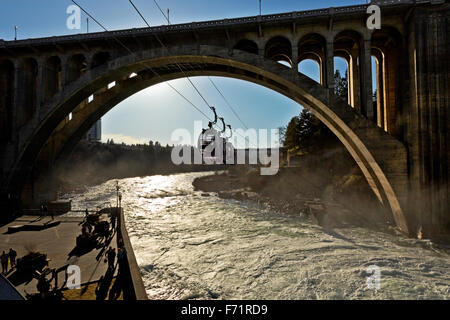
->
95;264;122;300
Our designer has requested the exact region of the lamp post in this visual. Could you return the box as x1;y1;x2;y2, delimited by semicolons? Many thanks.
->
14;25;17;41
115;181;120;209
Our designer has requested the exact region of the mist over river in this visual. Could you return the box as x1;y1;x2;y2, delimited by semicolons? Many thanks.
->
62;172;450;299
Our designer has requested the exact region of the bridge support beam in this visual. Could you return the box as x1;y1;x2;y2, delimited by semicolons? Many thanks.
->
292;45;299;72
349;47;360;111
405;5;450;238
325;39;334;98
35;58;44;120
12;60;20;144
360;37;374;120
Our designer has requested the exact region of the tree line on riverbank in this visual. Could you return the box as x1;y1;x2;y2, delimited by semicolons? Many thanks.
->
57;140;222;192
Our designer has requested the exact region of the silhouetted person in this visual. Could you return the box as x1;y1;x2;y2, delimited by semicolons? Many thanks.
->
110;214;116;231
43;206;49;218
1;251;8;274
8;248;17;268
117;247;126;272
37;274;51;298
106;247;116;270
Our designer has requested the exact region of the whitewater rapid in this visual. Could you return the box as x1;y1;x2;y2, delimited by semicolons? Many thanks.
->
62;172;450;300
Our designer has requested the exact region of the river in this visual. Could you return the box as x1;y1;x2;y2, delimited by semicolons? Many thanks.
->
62;172;450;300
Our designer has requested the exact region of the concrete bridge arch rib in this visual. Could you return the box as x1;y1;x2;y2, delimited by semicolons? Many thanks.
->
8;45;411;235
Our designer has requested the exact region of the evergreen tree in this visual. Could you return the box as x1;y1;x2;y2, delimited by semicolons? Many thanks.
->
283;116;300;150
334;70;348;102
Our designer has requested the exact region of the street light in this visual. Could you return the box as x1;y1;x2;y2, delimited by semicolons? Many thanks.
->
14;25;17;41
115;180;120;209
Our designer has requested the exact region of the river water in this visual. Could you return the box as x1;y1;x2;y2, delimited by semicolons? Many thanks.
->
62;172;450;300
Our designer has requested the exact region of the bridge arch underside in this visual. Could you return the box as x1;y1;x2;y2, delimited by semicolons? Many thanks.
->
9;47;411;235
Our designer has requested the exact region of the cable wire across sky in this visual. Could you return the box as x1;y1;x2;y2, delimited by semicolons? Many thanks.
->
128;0;254;143
71;0;257;148
71;0;214;123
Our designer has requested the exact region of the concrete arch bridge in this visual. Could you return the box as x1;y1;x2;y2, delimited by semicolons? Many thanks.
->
0;0;448;238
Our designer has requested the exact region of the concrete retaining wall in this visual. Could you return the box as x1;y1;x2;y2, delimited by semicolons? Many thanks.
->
115;208;148;300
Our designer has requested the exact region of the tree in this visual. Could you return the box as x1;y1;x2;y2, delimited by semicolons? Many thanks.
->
334;70;348;102
297;108;316;150
283;108;339;153
278;126;286;146
283;116;300;150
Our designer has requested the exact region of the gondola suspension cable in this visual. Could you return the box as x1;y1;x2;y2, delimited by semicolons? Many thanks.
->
73;0;257;150
207;77;249;131
71;0;216;125
147;0;257;149
127;0;213;112
147;1;250;131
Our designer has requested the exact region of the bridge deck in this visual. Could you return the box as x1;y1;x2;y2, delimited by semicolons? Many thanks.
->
0;215;118;298
0;0;423;47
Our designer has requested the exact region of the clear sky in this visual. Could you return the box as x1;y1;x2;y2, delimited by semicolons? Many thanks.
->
0;0;370;147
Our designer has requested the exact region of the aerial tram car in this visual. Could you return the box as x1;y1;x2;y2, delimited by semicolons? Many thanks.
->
197;106;235;164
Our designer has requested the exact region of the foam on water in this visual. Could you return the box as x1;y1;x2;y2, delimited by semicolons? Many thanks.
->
63;172;450;300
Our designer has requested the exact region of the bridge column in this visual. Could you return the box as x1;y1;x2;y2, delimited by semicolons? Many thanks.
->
35;58;44;120
292;45;299;72
360;36;374;120
325;39;334;98
60;55;68;88
349;47;361;111
12;60;21;144
257;37;265;58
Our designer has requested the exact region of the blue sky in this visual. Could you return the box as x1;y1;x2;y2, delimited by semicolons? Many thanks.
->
0;0;371;147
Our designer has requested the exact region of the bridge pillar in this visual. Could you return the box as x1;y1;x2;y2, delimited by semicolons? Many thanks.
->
60;55;68;88
349;47;361;111
325;39;334;98
292;45;299;72
12;60;20;144
359;36;374;120
35;58;44;119
406;5;450;238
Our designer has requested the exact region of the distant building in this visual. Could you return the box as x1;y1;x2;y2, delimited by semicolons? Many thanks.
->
86;119;102;141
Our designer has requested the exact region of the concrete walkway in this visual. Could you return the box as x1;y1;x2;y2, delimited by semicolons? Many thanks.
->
0;215;117;297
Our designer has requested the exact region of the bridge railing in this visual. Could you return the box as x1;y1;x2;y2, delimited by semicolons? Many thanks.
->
115;207;148;300
2;0;425;47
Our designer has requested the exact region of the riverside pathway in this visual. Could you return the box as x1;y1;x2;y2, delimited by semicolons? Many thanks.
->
0;215;117;297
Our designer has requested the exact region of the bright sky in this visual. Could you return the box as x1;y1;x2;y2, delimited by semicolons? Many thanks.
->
0;0;371;147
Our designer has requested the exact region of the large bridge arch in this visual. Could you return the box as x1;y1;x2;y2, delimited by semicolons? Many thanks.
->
6;45;411;235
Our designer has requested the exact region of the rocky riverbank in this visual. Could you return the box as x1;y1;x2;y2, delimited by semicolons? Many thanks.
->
193;147;395;231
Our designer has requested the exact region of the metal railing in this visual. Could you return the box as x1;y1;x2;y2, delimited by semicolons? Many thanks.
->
2;0;428;47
